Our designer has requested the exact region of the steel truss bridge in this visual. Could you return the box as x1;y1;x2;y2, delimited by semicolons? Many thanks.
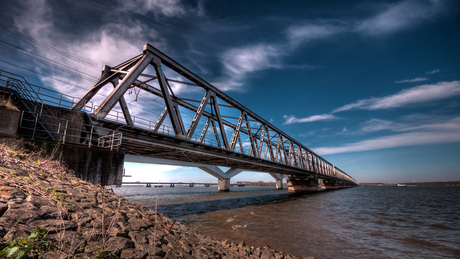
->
71;44;357;187
0;44;357;191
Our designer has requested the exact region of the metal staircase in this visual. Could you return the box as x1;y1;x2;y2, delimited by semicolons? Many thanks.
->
0;70;59;140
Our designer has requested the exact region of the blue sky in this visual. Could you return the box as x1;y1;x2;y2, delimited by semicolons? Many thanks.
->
0;0;459;184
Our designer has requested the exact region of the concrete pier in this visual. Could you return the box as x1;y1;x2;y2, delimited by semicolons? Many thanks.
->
287;178;319;193
276;179;283;190
218;178;230;192
324;180;339;190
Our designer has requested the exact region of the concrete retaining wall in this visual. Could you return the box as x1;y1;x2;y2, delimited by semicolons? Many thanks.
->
0;106;20;137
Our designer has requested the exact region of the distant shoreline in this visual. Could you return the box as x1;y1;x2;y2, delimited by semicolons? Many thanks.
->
359;181;460;187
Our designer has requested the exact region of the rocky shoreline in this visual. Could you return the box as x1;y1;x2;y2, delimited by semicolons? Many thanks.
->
0;141;313;259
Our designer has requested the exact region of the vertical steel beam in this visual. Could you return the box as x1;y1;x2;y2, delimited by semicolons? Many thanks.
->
257;125;266;157
265;127;275;162
244;113;257;157
279;135;289;165
287;141;293;166
210;95;228;149
187;91;210;138
237;134;245;155
274;134;281;162
211;119;221;148
173;103;186;135
152;56;183;137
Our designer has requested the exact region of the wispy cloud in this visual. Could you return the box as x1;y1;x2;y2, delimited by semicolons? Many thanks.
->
359;119;404;132
286;23;344;47
217;44;286;90
355;0;451;35
314;117;460;155
333;81;460;112
426;68;441;75
117;0;204;17
283;114;336;125
395;77;428;83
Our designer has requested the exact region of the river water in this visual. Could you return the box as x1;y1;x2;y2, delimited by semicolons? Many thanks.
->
114;185;460;258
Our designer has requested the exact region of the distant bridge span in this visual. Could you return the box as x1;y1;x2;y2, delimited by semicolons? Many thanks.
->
70;44;357;192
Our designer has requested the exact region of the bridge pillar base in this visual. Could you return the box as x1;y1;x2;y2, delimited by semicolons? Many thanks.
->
218;178;230;192
287;178;318;193
323;180;339;190
276;179;283;189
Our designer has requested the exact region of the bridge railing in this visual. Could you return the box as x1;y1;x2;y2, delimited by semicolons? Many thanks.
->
95;105;251;153
0;70;94;113
18;110;120;150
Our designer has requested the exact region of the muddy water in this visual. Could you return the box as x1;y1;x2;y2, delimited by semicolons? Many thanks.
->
115;186;460;258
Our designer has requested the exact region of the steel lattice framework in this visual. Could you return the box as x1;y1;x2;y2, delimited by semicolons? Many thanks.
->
71;44;357;185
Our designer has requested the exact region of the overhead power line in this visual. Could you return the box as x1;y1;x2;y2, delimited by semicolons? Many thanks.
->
0;24;100;70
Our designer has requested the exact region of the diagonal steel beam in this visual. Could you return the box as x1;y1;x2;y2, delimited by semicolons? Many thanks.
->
244;112;257;157
199;117;211;143
265;126;275;162
110;79;133;126
187;90;210;138
71;65;115;111
229;111;244;150
95;52;154;118
257;125;266;157
153;108;168;132
151;56;183;137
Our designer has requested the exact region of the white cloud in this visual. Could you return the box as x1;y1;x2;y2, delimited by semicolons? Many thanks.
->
395;77;428;83
118;0;194;17
333;81;460;112
286;23;343;47
356;0;450;35
314;117;460;155
360;119;403;132
11;0;169;120
426;68;441;75
283;114;336;125
217;44;285;90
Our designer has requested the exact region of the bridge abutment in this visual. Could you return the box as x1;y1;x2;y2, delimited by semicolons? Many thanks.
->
287;177;318;193
218;178;230;192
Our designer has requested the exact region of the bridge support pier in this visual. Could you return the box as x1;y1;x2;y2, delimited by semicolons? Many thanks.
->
287;177;318;193
276;179;283;189
323;180;339;190
269;173;284;190
218;178;230;192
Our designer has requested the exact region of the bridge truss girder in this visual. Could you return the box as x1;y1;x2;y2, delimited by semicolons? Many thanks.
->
71;44;357;185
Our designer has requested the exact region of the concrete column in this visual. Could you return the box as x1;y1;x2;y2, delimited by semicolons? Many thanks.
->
269;173;284;190
218;178;230;192
287;177;319;193
276;179;283;189
323;180;339;190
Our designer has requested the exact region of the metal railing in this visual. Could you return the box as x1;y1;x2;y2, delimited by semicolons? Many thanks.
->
19;110;114;150
98;132;123;151
0;70;93;112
